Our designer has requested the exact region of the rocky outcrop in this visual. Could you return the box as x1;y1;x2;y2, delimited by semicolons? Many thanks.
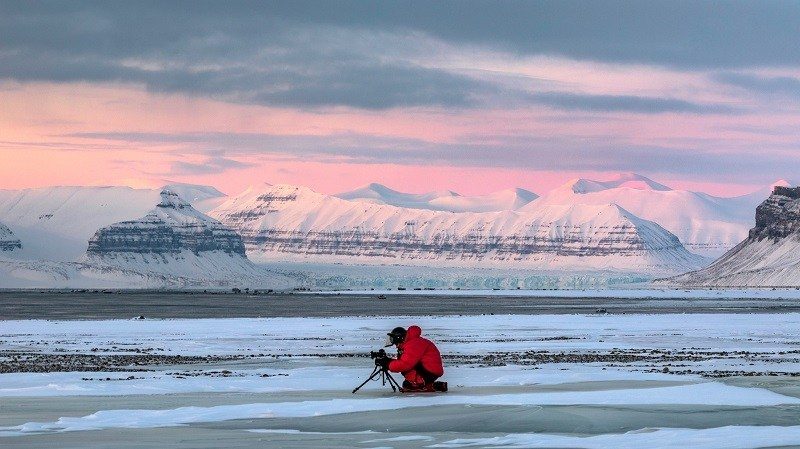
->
209;184;706;274
87;190;245;256
668;186;800;286
0;222;22;251
750;186;800;240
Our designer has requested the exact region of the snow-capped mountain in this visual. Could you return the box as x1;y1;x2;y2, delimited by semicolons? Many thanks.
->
0;185;290;288
1;174;788;287
336;183;538;212
0;183;226;261
668;185;800;287
87;190;245;257
726;179;792;214
0;222;22;252
532;173;775;257
82;190;288;287
209;183;705;274
567;173;672;193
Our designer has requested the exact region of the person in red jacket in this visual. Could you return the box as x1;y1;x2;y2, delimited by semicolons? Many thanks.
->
379;325;446;392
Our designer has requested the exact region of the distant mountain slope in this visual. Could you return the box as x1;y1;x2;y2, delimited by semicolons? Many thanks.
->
532;173;779;257
668;185;800;287
336;183;537;212
209;183;705;274
160;182;227;212
0;186;158;260
0;222;22;252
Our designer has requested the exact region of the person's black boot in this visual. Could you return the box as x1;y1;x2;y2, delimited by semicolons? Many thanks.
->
401;380;428;392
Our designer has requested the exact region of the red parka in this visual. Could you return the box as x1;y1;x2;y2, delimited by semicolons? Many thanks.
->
388;325;444;377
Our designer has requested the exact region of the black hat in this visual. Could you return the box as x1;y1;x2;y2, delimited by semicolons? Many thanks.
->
387;326;407;345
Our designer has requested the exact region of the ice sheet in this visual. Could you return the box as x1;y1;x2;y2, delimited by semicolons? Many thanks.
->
430;426;800;449
1;382;798;436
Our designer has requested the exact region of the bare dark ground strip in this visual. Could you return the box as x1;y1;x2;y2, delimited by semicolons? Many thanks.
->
3;291;800;320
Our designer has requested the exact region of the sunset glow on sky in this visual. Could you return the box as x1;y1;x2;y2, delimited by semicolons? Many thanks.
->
2;1;800;196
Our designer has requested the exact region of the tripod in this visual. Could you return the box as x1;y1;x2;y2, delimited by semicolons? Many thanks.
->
352;363;403;393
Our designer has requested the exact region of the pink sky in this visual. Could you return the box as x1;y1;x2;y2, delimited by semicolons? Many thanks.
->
0;78;788;198
1;5;798;198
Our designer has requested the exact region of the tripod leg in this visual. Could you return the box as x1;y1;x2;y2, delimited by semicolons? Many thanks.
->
384;370;402;392
380;369;397;392
352;366;381;394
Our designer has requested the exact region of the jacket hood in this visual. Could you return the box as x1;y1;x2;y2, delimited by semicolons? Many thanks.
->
406;325;422;340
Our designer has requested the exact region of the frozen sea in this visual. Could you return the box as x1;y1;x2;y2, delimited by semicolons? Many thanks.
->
2;291;800;448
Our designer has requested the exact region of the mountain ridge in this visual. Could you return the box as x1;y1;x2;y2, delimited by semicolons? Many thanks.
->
209;183;706;274
529;174;779;257
336;183;538;212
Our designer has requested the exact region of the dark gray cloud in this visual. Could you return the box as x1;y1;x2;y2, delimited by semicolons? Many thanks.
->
0;36;491;110
2;2;798;111
251;64;490;109
265;1;800;69
0;2;496;110
66;131;800;184
529;92;731;114
716;73;800;98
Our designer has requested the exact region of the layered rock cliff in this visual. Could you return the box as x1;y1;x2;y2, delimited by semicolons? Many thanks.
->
668;186;800;286
87;190;245;257
209;184;706;274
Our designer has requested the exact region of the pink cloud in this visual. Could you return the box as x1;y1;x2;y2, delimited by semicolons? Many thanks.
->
0;76;794;198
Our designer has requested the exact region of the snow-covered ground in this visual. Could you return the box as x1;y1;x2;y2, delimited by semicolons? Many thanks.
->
0;254;297;289
2;313;800;447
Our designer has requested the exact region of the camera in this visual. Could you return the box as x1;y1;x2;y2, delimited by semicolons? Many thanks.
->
353;348;402;393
